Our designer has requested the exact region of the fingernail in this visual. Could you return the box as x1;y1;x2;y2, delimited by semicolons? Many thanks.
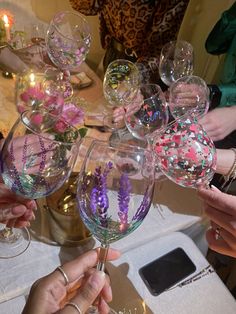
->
27;200;37;210
12;205;26;215
210;185;221;192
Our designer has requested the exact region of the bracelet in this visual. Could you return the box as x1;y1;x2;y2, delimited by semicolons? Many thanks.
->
221;148;236;190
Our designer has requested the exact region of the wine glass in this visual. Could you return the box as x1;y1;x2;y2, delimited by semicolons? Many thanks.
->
0;110;81;258
15;70;64;116
159;40;194;87
45;11;91;99
169;75;210;119
77;140;155;313
152;114;217;188
124;84;169;144
103;59;140;143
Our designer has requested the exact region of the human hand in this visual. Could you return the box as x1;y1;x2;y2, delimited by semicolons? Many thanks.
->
22;248;121;314
198;186;236;258
113;90;143;123
169;78;209;119
0;178;36;228
199;106;236;141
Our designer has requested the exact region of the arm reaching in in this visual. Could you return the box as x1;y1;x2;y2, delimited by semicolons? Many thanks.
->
198;186;236;258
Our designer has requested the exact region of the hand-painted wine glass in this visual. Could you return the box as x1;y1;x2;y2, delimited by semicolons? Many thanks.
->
124;83;169;144
46;11;91;99
152;114;217;188
0;110;81;258
103;60;140;144
159;40;194;87
77;140;155;313
169;75;210;119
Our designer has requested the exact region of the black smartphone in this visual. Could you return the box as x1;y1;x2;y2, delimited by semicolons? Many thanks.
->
139;247;196;296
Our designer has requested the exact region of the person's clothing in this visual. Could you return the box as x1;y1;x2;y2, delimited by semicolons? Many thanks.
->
69;0;190;75
205;2;236;107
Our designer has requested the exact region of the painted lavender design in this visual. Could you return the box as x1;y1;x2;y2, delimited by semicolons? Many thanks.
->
118;173;131;231
90;161;151;231
90;161;113;227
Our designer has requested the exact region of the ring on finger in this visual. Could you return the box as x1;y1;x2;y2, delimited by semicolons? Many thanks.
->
56;266;69;286
66;302;82;314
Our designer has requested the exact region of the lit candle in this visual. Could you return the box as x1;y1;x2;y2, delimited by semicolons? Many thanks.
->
29;73;36;87
3;14;10;42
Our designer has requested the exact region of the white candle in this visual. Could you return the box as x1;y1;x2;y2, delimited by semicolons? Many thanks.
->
3;15;10;42
29;73;36;87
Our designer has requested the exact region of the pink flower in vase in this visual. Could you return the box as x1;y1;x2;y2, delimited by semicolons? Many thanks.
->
61;102;84;126
44;94;64;115
54;120;68;133
31;113;43;125
20;85;45;104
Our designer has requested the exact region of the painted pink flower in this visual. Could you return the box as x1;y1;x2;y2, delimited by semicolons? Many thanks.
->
61;102;84;126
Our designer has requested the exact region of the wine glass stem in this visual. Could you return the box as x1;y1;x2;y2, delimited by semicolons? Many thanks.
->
97;243;109;272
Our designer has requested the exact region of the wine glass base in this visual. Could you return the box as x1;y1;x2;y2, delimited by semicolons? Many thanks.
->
0;225;31;259
86;306;117;314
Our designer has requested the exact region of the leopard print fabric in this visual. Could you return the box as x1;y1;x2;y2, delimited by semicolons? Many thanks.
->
70;0;189;73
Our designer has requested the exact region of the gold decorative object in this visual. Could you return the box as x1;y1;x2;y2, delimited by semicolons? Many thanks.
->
47;172;91;246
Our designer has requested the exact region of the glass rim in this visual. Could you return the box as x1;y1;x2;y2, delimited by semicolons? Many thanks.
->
161;39;194;53
20;109;81;147
88;139;154;154
49;10;91;42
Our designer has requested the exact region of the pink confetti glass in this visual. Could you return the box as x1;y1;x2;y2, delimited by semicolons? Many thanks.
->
153;115;217;188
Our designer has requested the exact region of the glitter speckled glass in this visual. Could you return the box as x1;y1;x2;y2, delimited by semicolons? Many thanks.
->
153;116;217;188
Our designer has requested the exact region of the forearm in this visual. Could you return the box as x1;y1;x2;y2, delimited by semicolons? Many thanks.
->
216;148;235;175
0;44;28;73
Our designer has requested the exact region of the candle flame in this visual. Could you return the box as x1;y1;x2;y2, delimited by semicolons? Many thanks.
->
3;14;9;26
29;73;36;86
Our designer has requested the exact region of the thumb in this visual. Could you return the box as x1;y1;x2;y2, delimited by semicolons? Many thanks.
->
70;271;106;313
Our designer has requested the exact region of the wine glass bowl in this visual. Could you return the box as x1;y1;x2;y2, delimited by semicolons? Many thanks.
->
103;59;140;108
159;40;194;87
125;84;168;142
1;110;81;199
169;75;210;119
153;115;217;188
77;141;155;246
46;11;91;72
